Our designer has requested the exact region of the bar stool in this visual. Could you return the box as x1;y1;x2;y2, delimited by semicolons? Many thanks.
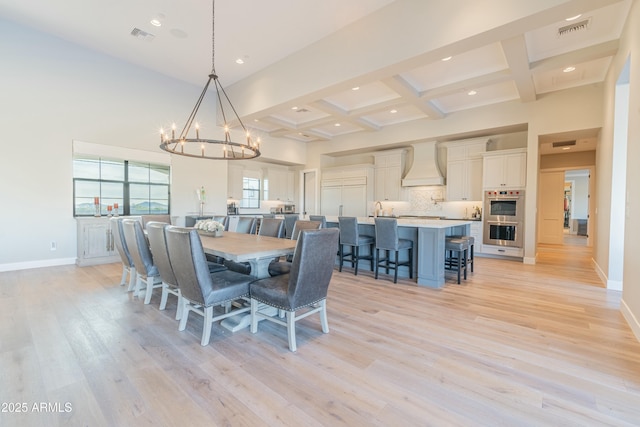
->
338;217;374;275
374;218;413;283
449;235;474;273
445;237;469;284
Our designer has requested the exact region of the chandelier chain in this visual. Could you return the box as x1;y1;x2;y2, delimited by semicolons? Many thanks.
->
211;0;215;74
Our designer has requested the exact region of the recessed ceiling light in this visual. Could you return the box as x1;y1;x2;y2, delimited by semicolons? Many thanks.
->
334;123;341;127
235;58;244;64
291;106;298;110
253;119;259;122
352;86;360;91
150;13;165;27
442;56;452;61
565;14;582;21
468;90;477;96
563;66;576;73
390;109;397;114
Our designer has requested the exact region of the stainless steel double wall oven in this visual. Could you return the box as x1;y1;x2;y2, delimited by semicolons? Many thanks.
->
483;189;525;248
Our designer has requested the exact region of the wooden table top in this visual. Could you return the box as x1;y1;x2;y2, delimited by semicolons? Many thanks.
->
199;231;296;262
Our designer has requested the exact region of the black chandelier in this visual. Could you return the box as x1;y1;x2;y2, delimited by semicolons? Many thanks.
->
159;0;260;160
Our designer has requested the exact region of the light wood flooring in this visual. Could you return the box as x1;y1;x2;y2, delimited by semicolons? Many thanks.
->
1;243;639;426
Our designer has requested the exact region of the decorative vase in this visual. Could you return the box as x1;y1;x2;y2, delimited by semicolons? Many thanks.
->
197;230;223;238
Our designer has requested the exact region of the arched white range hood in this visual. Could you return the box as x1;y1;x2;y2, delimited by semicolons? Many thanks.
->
401;141;445;186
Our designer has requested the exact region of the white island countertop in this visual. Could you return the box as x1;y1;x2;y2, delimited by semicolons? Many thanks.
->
324;216;472;229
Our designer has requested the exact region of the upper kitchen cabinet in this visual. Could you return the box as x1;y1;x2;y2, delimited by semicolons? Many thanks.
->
227;165;244;200
443;139;487;201
268;167;294;202
374;149;407;201
482;148;527;189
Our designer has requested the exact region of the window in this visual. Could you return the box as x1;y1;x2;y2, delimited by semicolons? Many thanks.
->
73;156;170;216
241;176;260;209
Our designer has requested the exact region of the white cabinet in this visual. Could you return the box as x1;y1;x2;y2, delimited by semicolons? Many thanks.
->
374;149;406;201
76;217;120;266
227;165;244;200
482;149;527;189
320;166;373;217
268;168;294;202
470;221;483;254
443;139;486;201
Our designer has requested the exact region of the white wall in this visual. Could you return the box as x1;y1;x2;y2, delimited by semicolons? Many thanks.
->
0;18;225;269
596;0;640;339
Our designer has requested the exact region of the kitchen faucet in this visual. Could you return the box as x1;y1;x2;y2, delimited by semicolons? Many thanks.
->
375;201;383;217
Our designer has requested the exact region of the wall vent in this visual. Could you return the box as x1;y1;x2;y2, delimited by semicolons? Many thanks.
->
557;18;591;37
130;28;156;41
552;140;576;148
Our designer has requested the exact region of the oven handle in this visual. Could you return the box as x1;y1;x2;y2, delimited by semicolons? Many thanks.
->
485;220;520;225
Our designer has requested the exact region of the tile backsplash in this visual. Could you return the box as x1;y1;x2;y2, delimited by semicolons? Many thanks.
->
371;186;482;219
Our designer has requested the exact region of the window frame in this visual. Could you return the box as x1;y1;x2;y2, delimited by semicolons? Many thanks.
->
73;156;171;217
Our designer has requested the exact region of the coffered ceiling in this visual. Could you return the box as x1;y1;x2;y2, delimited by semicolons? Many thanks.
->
0;0;631;149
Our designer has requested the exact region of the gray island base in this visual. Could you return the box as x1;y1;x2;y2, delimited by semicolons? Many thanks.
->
325;217;471;288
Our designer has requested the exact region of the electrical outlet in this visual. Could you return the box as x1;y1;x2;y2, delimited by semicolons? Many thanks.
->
50;241;57;251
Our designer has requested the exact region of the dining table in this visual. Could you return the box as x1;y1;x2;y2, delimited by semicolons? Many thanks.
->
198;231;297;331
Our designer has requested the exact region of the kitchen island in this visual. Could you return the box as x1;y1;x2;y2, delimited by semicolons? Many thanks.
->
325;216;471;288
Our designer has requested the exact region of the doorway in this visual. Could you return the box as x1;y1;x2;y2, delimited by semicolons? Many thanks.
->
300;169;319;217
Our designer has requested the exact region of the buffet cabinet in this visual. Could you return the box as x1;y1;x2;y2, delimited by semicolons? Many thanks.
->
76;217;120;266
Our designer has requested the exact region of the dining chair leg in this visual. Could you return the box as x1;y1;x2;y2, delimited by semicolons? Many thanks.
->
320;300;329;333
144;276;157;305
119;266;127;286
250;299;259;333
127;267;137;292
134;273;144;297
374;249;379;279
338;244;343;272
201;306;213;346
160;282;169;310
286;311;297;352
175;291;183;320
178;301;190;331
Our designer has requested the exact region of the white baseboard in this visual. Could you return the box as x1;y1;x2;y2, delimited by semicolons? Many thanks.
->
0;258;76;273
593;258;608;287
523;256;536;265
620;298;640;343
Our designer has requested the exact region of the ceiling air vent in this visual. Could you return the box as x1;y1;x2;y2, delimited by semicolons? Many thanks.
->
557;18;591;37
552;140;576;148
130;28;156;41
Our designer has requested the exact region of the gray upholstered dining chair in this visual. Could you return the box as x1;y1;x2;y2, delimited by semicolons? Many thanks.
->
374;217;413;284
259;218;285;238
268;220;322;276
212;216;229;231
235;217;257;234
308;215;326;228
164;226;253;346
224;218;285;276
110;217;136;290
223;216;258;274
141;214;171;230
250;228;340;352
122;219;163;303
283;214;299;239
146;222;183;319
338;216;375;275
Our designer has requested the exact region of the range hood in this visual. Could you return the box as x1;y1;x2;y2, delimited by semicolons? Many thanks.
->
401;141;445;186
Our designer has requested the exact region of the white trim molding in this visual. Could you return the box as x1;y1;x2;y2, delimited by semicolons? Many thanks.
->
0;258;76;273
621;298;640;343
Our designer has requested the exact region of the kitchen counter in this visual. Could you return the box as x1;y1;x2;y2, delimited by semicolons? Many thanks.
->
326;216;471;288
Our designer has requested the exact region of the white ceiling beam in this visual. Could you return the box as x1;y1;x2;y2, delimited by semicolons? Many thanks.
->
420;70;513;100
382;75;445;119
530;40;619;72
500;35;536;102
